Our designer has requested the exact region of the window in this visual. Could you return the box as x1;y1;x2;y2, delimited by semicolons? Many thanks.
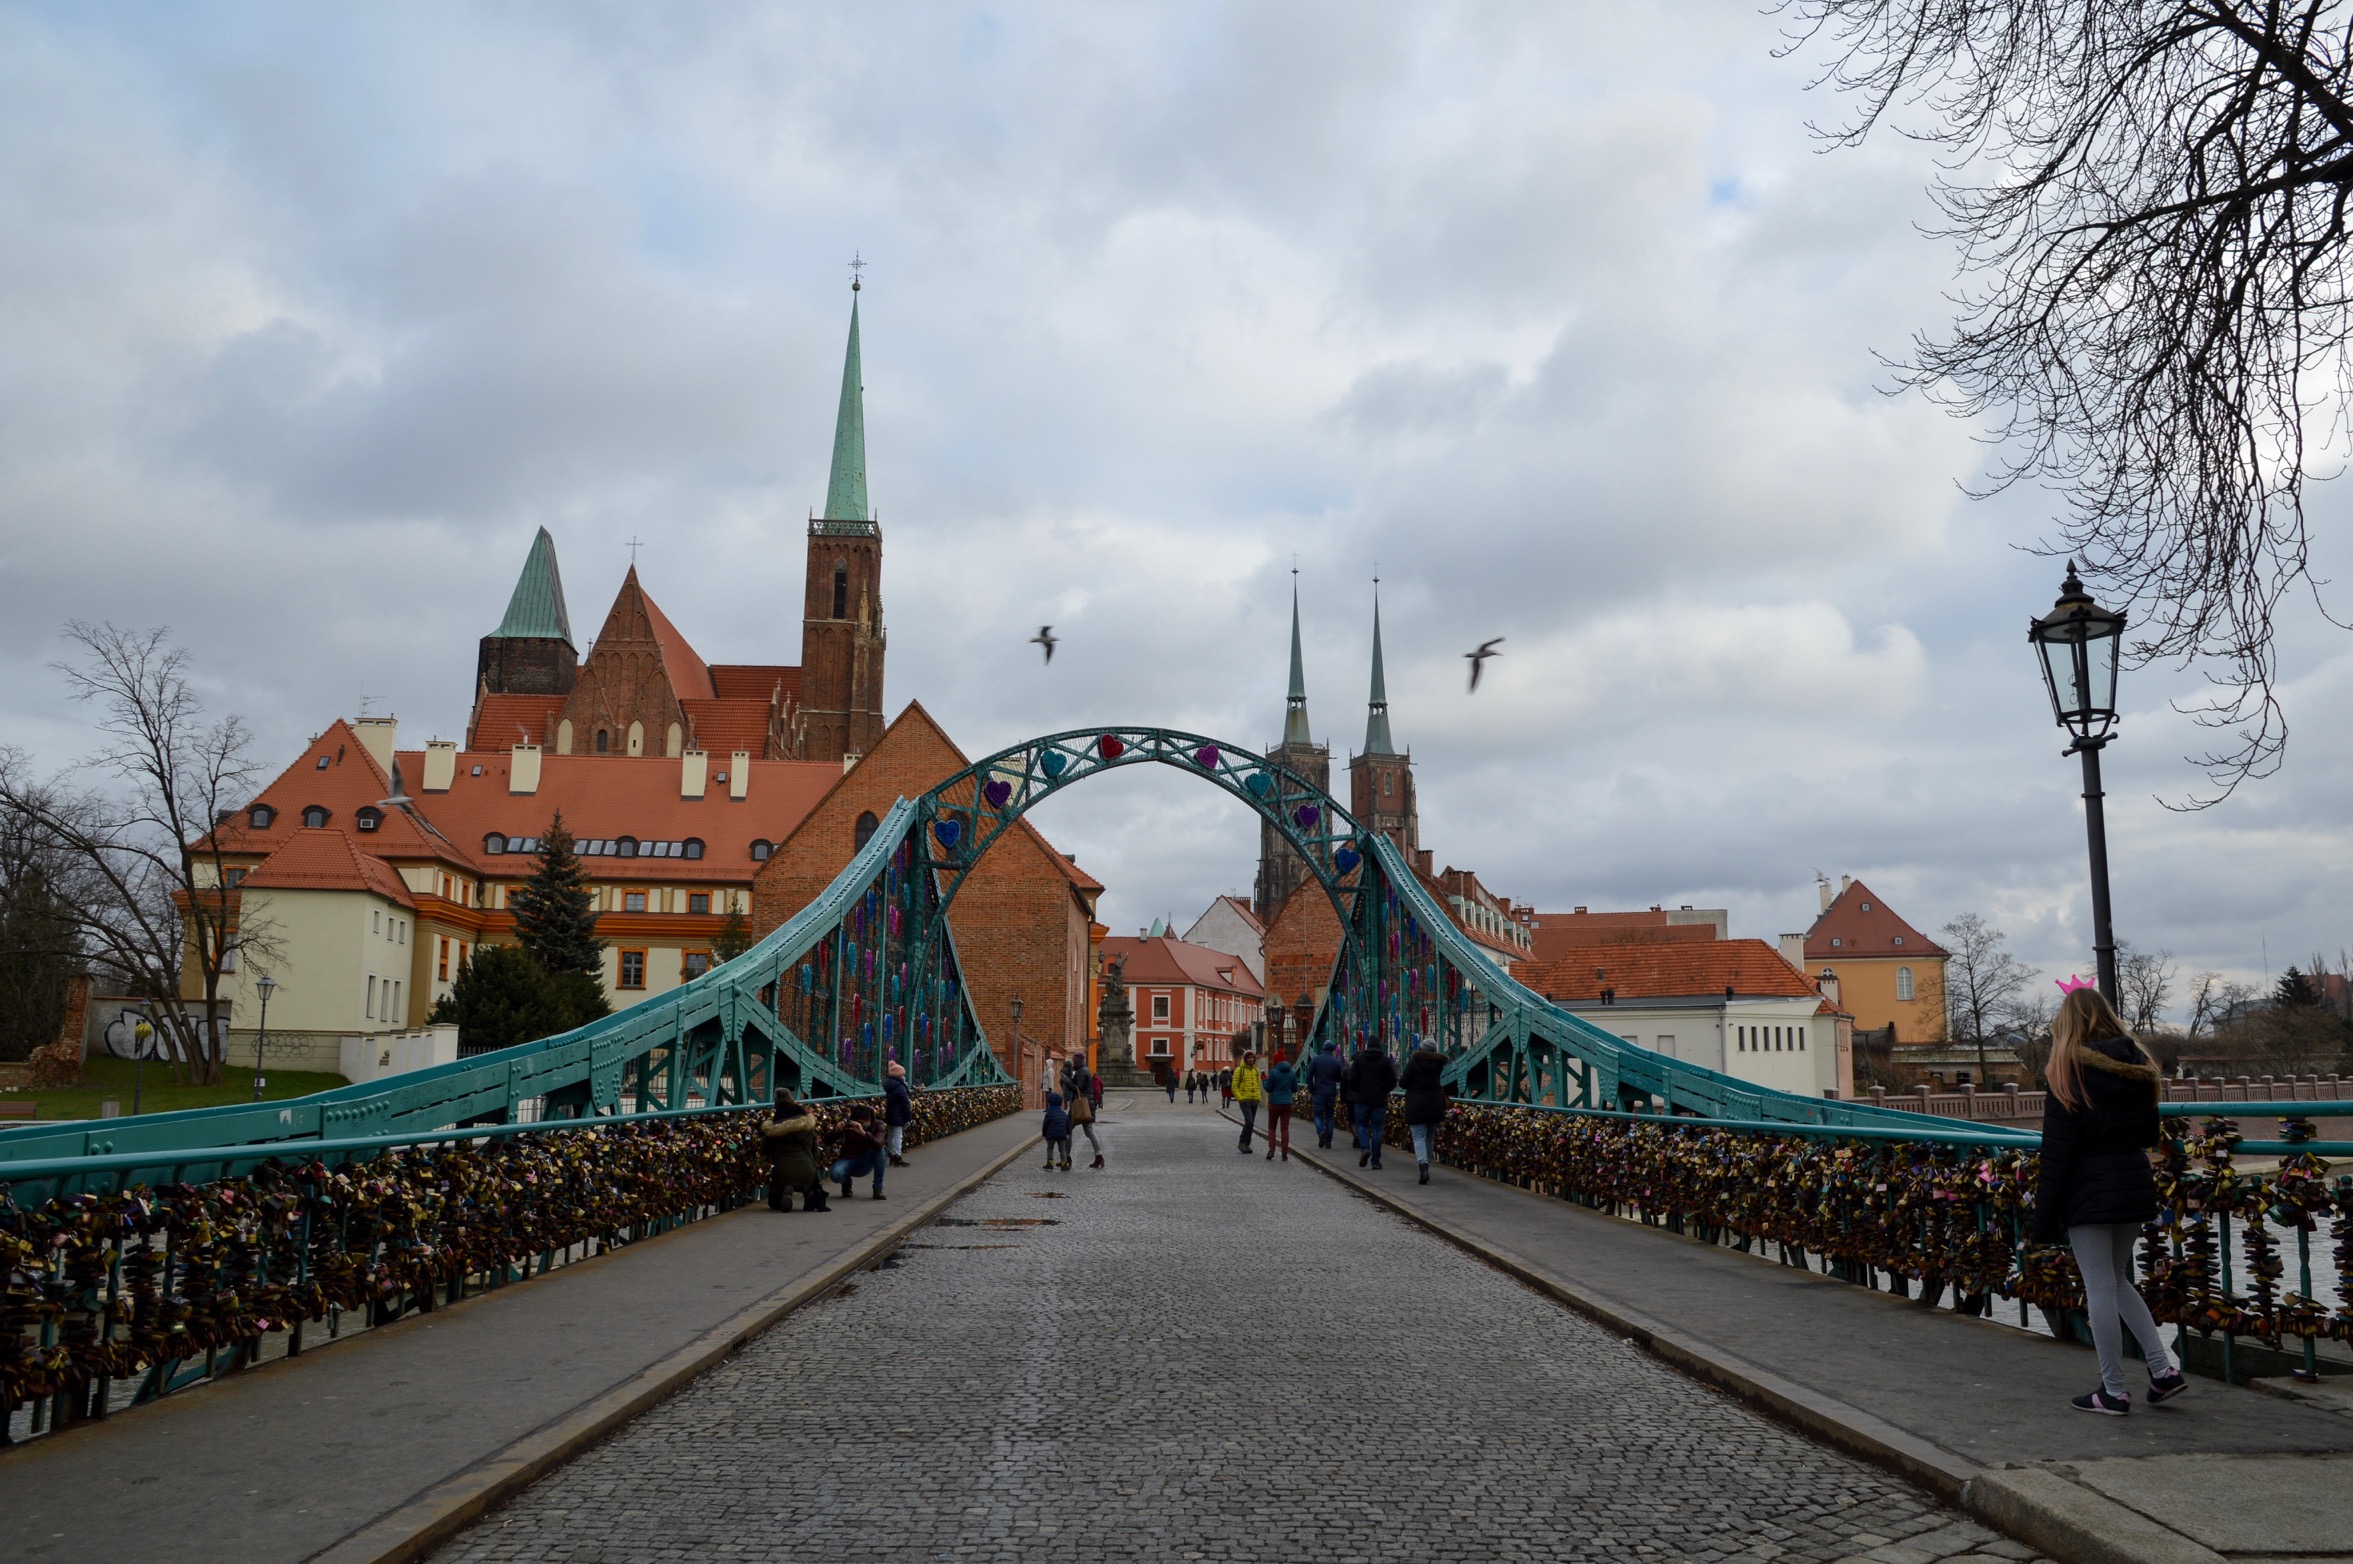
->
595;729;611;754
616;837;638;858
619;949;647;989
683;950;712;979
1896;966;1915;1001
302;805;330;828
832;560;848;619
1152;995;1170;1020
484;833;507;855
750;839;774;862
373;909;381;934
624;891;647;913
249;805;276;829
366;975;377;1018
854;812;879;850
1861;902;1873;912
315;755;330;770
355;807;382;833
1829;937;1841;948
225;867;247;887
1892;935;1905;946
688;892;711;915
682;838;704;861
439;937;451;982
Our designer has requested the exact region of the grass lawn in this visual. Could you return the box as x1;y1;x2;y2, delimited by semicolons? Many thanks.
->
1;1054;351;1121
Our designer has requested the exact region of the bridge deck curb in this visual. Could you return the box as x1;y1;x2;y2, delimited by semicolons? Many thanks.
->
1250;1110;2241;1564
306;1124;1039;1564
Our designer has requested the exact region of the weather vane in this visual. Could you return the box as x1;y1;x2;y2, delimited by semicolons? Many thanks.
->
849;251;867;292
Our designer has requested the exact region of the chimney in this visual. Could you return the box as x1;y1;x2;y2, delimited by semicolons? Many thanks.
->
1840;874;1853;895
1780;933;1806;969
680;749;708;800
1817;969;1841;1006
510;743;542;795
729;752;751;801
421;741;457;794
1817;878;1834;912
354;716;398;776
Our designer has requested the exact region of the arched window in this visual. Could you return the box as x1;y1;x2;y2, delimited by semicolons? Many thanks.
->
1896;966;1915;1001
355;807;383;833
248;804;276;829
556;720;573;755
301;805;330;828
615;836;638;858
832;559;849;619
665;722;682;758
595;729;610;754
854;811;879;850
750;839;774;862
484;833;507;855
626;721;644;756
682;838;704;860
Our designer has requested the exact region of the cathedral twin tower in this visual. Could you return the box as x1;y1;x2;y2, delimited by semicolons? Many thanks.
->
467;290;887;767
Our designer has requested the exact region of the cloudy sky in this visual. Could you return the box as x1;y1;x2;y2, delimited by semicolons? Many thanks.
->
4;2;2348;1013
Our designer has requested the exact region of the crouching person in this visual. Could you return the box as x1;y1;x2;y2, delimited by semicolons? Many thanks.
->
830;1103;889;1201
762;1090;829;1212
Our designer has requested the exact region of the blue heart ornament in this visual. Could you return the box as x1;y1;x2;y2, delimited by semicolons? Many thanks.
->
932;818;962;851
1334;846;1361;874
1244;772;1271;798
1039;751;1067;779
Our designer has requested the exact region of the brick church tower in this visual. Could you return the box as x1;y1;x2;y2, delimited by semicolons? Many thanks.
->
799;285;888;765
1348;586;1418;854
1254;574;1330;921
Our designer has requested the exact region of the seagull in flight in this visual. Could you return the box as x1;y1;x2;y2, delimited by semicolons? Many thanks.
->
1465;637;1504;692
1031;626;1058;665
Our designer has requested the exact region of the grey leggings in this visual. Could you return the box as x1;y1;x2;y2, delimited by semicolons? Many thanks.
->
1076;1121;1100;1151
2069;1223;2176;1397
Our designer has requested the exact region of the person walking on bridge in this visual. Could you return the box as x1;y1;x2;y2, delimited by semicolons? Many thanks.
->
1345;1043;1397;1170
1400;1042;1447;1185
1231;1050;1264;1153
1307;1040;1344;1148
1185;1070;1199;1104
883;1061;913;1168
1263;1048;1297;1162
2033;985;2189;1415
1062;1050;1105;1169
1042;1090;1074;1171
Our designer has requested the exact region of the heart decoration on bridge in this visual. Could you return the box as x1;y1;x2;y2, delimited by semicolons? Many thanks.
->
983;779;1013;809
932;818;962;851
1334;846;1361;874
1293;803;1320;829
1098;735;1126;760
1244;772;1271;798
1039;751;1067;779
1192;744;1220;770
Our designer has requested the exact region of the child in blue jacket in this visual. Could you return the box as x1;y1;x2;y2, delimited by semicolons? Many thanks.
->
1042;1090;1073;1170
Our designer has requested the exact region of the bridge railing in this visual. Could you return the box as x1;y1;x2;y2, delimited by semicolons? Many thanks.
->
0;1082;1020;1447
1393;1096;2353;1386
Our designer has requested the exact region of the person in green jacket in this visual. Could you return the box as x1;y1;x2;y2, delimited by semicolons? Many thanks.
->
1262;1049;1298;1162
1232;1051;1264;1154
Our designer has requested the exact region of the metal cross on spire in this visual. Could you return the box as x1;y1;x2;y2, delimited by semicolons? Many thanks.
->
849;251;867;292
625;535;645;567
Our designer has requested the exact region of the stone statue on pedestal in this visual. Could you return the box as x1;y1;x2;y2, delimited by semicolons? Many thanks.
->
1095;952;1153;1086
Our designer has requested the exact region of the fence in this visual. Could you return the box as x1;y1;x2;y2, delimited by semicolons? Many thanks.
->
1868;1072;2353;1127
0;1083;1020;1445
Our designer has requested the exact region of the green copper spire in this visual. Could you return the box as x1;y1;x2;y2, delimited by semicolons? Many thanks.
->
1282;573;1313;748
492;526;575;643
1364;584;1396;756
822;291;870;523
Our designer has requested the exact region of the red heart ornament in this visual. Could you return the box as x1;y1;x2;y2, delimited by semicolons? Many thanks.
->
1098;735;1126;760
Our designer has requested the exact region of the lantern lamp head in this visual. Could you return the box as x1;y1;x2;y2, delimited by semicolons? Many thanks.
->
2028;562;2127;747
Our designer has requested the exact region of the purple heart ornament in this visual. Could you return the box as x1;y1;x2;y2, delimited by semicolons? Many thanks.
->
1193;744;1220;770
983;779;1013;809
1293;803;1321;829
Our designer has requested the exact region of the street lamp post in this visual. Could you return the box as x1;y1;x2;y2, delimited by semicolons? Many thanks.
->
2028;563;2129;1005
252;972;277;1103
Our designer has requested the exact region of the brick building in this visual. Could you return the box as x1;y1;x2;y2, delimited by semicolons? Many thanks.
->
1255;578;1330;921
1101;933;1267;1074
750;703;1100;1103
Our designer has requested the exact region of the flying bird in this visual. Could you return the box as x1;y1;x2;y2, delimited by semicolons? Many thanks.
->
1465;637;1504;692
1031;626;1058;665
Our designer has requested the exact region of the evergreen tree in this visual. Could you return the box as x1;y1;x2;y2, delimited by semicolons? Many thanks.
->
429;945;562;1054
2274;966;2321;1010
510;812;603;978
712;907;752;965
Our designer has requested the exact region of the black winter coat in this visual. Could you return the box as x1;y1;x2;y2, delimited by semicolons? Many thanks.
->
883;1076;913;1127
1399;1049;1447;1126
2032;1036;2162;1243
1307;1050;1346;1099
1345;1049;1397;1108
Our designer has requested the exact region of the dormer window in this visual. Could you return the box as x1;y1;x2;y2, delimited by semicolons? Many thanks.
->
1892;935;1905;946
302;805;330;828
750;839;774;862
355;807;383;833
683;838;704;860
483;833;507;855
248;805;276;829
1830;937;1842;948
315;756;330;770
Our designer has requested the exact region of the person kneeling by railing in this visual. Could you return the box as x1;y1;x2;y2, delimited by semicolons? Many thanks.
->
763;1090;830;1213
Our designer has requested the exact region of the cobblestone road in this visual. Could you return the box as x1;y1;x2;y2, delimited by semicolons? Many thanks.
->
434;1095;2046;1563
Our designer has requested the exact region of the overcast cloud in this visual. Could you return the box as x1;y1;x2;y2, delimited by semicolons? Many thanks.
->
3;1;2348;1014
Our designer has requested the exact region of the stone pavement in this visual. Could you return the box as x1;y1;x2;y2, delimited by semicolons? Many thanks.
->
1268;1102;2353;1564
0;1107;1039;1564
432;1092;2048;1564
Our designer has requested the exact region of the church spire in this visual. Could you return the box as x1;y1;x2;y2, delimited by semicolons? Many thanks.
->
822;287;869;524
492;526;574;643
1363;581;1396;756
1282;571;1312;748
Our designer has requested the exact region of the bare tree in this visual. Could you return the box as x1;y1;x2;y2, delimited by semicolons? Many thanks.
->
0;624;272;1085
1787;1;2353;798
1940;913;2039;1079
2115;941;2177;1035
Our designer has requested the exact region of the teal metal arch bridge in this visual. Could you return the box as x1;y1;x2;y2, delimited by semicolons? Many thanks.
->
0;724;1960;1205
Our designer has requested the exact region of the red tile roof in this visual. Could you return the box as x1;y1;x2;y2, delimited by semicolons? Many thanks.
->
243;828;415;904
1530;910;1720;964
1101;935;1266;999
633;577;715;701
1804;879;1947;961
1522;940;1818;1003
680;698;772;757
709;664;800;702
468;694;565;751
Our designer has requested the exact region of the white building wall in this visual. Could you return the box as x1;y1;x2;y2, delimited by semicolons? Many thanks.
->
1563;997;1835;1098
